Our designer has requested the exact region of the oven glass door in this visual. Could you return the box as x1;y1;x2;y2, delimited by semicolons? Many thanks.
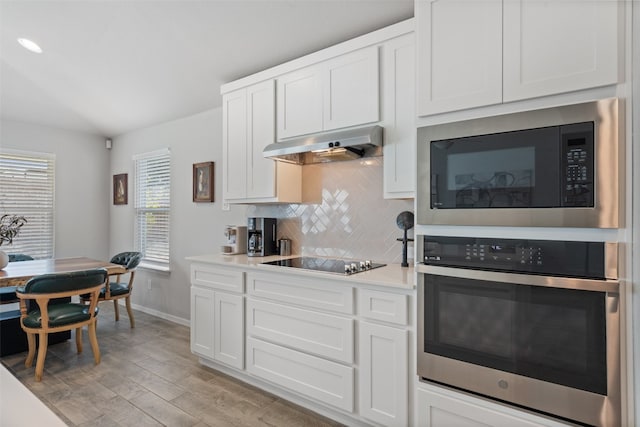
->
423;273;607;395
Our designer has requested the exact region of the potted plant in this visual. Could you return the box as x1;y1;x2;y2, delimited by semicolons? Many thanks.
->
0;214;27;269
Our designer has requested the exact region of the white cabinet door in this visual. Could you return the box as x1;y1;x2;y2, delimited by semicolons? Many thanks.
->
276;65;324;139
247;337;354;412
222;89;248;200
416;0;502;116
247;298;354;363
416;386;569;427
503;0;619;102
190;286;215;359
247;80;276;199
381;33;416;199
359;321;408;426
324;46;379;131
214;292;244;369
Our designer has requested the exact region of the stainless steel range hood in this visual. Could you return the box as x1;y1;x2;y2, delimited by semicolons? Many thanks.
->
263;125;383;165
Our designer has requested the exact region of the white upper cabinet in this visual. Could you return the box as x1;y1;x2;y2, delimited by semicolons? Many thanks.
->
222;89;248;200
503;0;620;101
247;81;277;199
416;0;502;116
276;66;324;139
323;47;380;131
416;0;621;116
277;46;380;140
223;80;301;204
382;33;417;199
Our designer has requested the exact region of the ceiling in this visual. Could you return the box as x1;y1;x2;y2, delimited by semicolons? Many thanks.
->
0;0;413;138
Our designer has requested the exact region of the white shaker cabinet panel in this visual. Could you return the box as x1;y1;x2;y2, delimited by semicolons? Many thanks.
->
191;263;244;293
323;46;380;131
214;292;244;369
359;321;408;426
503;0;619;102
382;33;416;199
247;298;354;363
190;286;215;359
246;81;276;199
247;337;354;412
276;66;324;139
222;89;248;200
416;0;502;116
416;386;570;427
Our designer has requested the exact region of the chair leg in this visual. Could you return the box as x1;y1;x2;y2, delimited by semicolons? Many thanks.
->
75;327;83;353
25;333;36;368
125;296;135;328
113;299;120;321
88;321;100;365
35;332;48;382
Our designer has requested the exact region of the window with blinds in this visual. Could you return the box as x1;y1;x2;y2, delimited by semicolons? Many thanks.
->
134;149;171;270
0;150;55;259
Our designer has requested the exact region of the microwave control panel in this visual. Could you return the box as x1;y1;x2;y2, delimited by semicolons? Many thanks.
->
423;236;605;279
561;122;594;207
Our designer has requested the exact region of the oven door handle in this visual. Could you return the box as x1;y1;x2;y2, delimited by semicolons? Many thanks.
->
416;264;619;293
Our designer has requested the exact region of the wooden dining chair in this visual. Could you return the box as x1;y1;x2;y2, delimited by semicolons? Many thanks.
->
82;252;142;328
15;268;107;382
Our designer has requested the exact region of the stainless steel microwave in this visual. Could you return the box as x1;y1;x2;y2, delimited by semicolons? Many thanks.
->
416;98;623;228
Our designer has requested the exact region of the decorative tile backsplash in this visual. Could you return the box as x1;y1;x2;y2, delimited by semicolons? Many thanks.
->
247;157;414;264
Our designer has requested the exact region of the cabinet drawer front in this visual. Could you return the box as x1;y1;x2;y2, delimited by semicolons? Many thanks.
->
191;264;244;293
357;289;408;325
247;299;353;363
247;337;354;412
246;272;353;314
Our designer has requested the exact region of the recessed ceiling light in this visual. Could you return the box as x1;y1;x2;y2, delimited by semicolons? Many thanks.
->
17;38;43;54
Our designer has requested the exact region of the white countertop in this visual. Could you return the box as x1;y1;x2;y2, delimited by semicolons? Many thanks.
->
186;254;415;290
0;364;67;427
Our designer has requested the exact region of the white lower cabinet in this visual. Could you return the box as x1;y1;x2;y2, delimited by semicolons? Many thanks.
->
359;321;408;426
247;298;354;363
416;384;572;427
190;285;215;359
213;292;244;369
191;264;415;425
247;336;355;412
190;264;244;370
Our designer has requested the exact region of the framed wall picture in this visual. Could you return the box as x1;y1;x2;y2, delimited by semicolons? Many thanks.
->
193;161;214;202
113;173;128;205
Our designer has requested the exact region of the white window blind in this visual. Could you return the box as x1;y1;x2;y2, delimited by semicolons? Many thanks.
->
0;150;55;259
134;149;171;270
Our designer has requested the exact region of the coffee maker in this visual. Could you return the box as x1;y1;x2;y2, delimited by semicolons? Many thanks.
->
247;218;277;257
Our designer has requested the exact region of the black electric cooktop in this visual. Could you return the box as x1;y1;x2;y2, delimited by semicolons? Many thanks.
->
261;257;386;275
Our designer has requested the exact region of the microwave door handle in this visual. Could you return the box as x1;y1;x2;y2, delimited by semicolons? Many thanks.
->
416;264;619;293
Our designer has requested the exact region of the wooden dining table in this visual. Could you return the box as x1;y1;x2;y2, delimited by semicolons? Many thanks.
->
0;257;126;287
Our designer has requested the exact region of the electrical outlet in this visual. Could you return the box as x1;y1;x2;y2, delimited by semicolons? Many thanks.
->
222;201;230;211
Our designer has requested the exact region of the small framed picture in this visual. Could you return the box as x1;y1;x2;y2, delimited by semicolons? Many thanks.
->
193;162;214;202
113;173;128;205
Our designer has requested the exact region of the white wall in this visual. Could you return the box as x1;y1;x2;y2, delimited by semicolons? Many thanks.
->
109;108;247;324
0;119;110;260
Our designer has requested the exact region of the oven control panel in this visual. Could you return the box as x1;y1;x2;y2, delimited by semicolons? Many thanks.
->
423;236;606;279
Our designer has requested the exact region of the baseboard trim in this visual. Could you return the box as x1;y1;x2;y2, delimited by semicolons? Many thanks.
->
123;301;190;327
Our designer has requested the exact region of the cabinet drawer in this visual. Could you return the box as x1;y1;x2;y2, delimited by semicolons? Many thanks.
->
191;264;244;293
247;298;353;363
247;337;354;412
357;289;408;325
246;272;353;314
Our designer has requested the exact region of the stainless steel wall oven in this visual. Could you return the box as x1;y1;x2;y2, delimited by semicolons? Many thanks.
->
416;98;623;228
417;236;622;427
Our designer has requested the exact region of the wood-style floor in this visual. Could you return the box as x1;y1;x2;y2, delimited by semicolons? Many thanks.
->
0;304;344;427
